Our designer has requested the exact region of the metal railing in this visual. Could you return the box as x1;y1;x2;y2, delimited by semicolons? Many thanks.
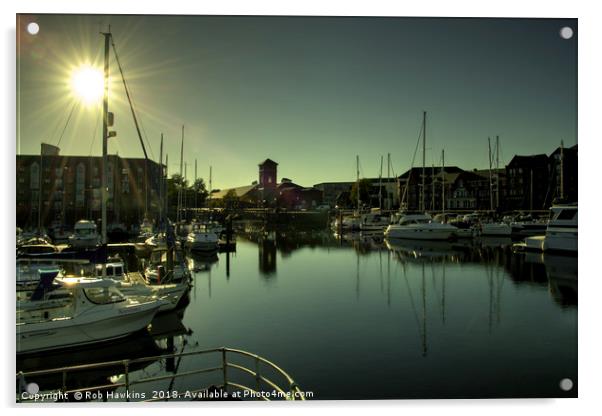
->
16;347;305;402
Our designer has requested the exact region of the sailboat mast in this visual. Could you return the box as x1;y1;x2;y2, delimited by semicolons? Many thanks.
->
496;135;500;210
441;149;445;213
387;153;391;210
165;153;168;221
209;166;212;203
421;111;426;212
431;164;435;211
379;155;383;209
194;159;198;211
101;30;110;247
356;155;360;211
560;140;564;200
159;133;163;223
488;137;493;211
177;125;184;223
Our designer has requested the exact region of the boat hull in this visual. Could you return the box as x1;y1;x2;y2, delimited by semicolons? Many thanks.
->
385;227;456;241
16;302;160;354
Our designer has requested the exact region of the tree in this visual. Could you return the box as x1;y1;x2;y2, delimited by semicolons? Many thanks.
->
192;178;209;207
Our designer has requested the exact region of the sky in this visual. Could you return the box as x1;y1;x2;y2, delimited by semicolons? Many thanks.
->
17;15;577;190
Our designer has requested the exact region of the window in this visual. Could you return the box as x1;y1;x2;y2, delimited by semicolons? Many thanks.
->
30;162;40;189
556;209;577;220
83;287;125;304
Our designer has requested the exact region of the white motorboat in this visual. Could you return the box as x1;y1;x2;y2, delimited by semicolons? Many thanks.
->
68;220;101;249
384;213;458;240
95;262;189;313
359;209;390;232
515;204;577;254
16;269;164;354
185;224;219;253
479;222;512;236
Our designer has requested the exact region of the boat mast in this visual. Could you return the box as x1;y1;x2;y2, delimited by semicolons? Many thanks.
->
387;153;391;210
177;125;184;223
560;139;564;200
378;155;383;209
495;135;500;210
100;29;111;278
194;158;198;213
356;155;360;212
164;153;168;221
421;111;426;212
431;164;435;211
159;133;163;224
209;165;212;204
488;137;493;211
441;149;445;213
37;143;43;234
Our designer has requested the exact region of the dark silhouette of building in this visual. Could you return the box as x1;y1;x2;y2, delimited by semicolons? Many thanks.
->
505;154;549;211
258;158;278;205
547;144;577;205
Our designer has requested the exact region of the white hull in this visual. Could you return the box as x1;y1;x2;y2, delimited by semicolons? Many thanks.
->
17;302;159;354
480;223;512;236
385;227;456;240
543;229;577;253
119;283;189;312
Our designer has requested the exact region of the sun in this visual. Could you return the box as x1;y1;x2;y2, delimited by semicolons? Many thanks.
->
70;65;104;105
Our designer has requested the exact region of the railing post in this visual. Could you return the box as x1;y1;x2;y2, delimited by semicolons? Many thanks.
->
123;360;130;402
17;371;25;403
254;354;261;392
62;370;67;402
221;348;228;392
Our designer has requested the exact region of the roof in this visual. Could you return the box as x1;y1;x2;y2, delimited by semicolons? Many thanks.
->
507;154;549;166
398;166;464;179
258;158;278;167
211;184;258;199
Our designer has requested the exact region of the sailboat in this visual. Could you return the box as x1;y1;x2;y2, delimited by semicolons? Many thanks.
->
480;136;512;237
385;112;457;240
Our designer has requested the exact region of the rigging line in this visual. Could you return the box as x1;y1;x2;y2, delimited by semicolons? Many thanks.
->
55;101;79;148
110;34;154;161
87;109;102;156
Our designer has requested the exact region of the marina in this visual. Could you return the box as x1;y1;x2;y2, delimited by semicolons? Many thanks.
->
15;14;578;402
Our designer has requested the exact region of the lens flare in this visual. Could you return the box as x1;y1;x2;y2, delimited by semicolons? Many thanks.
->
71;65;104;104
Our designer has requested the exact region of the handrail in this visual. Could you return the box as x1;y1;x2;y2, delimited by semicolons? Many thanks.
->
16;347;305;402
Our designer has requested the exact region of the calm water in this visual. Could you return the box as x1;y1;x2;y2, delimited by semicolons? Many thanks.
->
18;228;578;400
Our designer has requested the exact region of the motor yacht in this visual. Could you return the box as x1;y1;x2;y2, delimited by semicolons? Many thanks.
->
384;213;458;240
68;220;101;249
185;223;219;253
94;261;190;312
514;204;577;254
17;269;164;354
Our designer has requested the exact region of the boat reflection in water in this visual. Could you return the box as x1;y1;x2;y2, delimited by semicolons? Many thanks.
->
521;252;577;307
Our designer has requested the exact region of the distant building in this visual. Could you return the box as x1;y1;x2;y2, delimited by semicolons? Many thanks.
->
313;182;354;208
547;144;577;205
16;152;163;230
505;154;549;211
212;158;322;209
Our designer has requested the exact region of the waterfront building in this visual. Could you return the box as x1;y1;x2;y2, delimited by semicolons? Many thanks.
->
16;150;163;230
547;144;578;205
505;154;549;211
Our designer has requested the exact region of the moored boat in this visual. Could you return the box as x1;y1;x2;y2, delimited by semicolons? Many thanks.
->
17;269;164;354
69;220;101;249
384;213;458;240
